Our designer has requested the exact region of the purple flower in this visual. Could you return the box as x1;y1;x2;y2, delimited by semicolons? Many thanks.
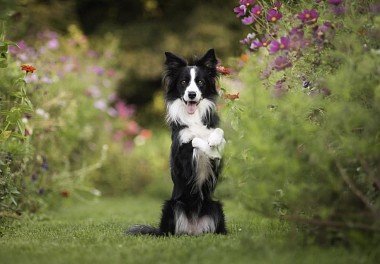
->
269;37;290;54
267;9;282;22
328;0;343;5
91;66;105;75
47;38;59;50
273;1;282;10
116;101;135;118
242;15;255;25
298;9;319;25
250;37;271;50
273;56;292;71
234;5;247;17
240;33;256;45
240;0;255;6
251;5;262;17
331;5;345;15
94;100;107;111
289;27;307;51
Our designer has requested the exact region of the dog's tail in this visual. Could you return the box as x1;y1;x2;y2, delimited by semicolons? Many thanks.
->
126;225;162;236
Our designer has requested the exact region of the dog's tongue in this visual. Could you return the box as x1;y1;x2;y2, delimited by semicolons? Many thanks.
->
186;102;197;114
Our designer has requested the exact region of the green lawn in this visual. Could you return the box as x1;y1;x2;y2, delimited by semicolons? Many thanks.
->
0;196;374;264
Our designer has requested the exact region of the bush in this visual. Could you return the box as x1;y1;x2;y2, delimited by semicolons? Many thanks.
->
224;0;380;245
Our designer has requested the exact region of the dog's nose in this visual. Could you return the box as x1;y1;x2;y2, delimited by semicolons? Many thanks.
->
188;91;196;100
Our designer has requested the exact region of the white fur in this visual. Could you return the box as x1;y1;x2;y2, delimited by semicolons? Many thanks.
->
174;209;216;235
183;68;202;102
192;148;216;195
166;98;215;127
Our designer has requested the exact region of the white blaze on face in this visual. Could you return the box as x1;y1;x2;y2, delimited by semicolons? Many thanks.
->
183;67;202;115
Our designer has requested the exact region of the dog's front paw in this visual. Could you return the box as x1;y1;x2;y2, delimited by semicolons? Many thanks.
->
192;137;207;149
208;128;224;147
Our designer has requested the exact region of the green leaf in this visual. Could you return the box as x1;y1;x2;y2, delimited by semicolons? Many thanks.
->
0;130;11;141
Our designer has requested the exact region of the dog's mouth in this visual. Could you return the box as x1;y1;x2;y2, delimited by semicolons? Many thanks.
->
184;100;199;115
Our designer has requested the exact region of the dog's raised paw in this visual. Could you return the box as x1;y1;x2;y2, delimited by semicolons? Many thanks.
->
208;128;224;147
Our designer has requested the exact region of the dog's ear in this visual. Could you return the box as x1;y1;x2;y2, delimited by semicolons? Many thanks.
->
196;49;218;77
196;49;217;69
164;52;187;69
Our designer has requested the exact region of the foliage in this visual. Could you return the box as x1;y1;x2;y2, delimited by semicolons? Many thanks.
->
224;0;380;245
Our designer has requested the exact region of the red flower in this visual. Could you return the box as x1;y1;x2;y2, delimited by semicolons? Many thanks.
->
21;64;36;74
223;93;240;101
60;190;70;198
217;66;233;75
139;129;152;140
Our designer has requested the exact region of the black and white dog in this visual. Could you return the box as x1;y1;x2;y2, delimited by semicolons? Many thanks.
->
128;49;227;236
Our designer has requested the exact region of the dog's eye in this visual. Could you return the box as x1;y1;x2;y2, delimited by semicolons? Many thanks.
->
197;80;204;86
180;80;187;86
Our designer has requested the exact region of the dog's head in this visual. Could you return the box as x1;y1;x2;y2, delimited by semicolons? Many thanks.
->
163;49;218;115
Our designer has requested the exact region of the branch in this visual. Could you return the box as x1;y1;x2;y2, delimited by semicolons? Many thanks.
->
359;157;380;190
336;161;376;213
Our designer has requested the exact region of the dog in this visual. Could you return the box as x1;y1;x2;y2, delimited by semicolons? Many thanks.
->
127;49;227;236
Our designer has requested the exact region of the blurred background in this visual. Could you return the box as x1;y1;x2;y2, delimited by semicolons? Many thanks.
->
8;0;242;126
0;0;244;210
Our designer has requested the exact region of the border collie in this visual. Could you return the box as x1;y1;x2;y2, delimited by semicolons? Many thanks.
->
127;49;227;236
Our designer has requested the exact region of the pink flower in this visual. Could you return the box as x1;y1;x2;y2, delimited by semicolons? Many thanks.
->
267;9;283;22
328;0;343;5
115;101;135;118
273;56;292;71
234;5;247;17
240;0;255;6
268;37;290;54
242;15;255;25
297;9;319;25
251;5;262;17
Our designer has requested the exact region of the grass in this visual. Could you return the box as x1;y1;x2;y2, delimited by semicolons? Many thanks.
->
0;196;375;264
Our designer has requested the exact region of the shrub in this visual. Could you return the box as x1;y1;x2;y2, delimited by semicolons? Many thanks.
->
224;0;380;245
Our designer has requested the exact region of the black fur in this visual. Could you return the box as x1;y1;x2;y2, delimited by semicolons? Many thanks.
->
127;49;226;236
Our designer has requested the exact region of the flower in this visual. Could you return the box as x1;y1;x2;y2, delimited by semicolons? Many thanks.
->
242;15;255;25
223;93;240;101
328;0;343;5
269;37;290;54
240;0;255;6
273;56;292;71
251;5;262;16
234;5;247;17
139;129;153;140
289;27;308;51
21;64;36;74
313;22;333;40
217;65;233;75
47;38;59;50
297;9;319;25
94;99;107;111
91;65;105;75
240;33;256;45
115;101;135;118
273;1;282;10
267;9;282;22
250;37;271;50
60;190;70;198
330;5;345;15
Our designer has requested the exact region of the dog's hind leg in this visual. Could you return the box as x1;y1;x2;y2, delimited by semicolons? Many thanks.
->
201;199;227;235
159;200;176;235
